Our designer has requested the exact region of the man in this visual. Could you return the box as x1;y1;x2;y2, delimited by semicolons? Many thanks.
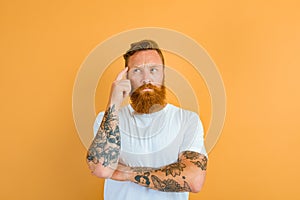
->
86;40;208;200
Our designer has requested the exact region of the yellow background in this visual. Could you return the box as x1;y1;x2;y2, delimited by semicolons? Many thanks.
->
1;0;299;199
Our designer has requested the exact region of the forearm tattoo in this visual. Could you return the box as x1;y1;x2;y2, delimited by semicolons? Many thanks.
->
161;162;186;177
151;175;191;192
86;105;120;167
132;151;207;192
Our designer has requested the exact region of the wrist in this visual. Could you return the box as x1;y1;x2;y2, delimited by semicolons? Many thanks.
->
125;170;135;182
107;101;121;111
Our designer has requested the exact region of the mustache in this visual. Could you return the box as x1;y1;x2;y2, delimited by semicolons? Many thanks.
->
130;83;162;94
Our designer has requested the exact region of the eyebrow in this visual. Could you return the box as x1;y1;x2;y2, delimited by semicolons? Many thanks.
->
131;63;163;68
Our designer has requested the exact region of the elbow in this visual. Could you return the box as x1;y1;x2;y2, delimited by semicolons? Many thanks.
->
190;181;204;193
87;161;114;179
92;167;114;179
189;171;206;193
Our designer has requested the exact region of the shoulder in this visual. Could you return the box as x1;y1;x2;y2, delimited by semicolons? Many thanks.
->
95;111;105;122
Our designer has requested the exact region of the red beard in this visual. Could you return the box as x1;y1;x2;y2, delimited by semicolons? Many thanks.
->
130;83;166;114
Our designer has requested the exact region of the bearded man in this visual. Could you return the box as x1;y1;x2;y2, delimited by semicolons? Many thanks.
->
86;40;208;200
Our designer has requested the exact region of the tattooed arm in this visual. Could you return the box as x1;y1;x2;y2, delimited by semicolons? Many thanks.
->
86;105;121;178
86;68;131;178
111;151;207;193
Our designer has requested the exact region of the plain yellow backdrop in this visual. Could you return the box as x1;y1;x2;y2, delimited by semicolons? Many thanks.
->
1;0;299;199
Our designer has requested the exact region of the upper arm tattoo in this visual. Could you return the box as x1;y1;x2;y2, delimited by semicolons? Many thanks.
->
130;151;207;192
181;151;208;170
86;105;121;167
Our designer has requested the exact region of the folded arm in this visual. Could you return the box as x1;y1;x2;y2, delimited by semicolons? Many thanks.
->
86;67;131;178
86;105;121;178
111;151;207;193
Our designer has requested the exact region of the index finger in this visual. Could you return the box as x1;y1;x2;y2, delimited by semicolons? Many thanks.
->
115;67;128;81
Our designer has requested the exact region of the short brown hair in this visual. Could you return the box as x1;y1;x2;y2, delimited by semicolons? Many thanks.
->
123;40;165;67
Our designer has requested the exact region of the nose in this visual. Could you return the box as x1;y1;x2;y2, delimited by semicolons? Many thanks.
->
142;79;151;84
142;71;152;84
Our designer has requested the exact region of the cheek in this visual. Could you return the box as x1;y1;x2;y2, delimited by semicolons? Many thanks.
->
154;74;164;85
129;78;142;90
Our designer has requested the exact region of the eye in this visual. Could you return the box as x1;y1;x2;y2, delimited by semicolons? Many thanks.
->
150;68;158;73
133;68;141;73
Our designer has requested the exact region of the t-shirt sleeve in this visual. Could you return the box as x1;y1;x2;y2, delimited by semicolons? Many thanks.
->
179;112;208;157
93;112;105;137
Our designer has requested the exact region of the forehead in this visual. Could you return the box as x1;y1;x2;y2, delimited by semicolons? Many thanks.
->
127;50;163;67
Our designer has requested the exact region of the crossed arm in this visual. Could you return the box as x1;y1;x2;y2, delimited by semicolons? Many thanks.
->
111;151;207;193
86;68;130;177
86;105;121;178
86;104;207;193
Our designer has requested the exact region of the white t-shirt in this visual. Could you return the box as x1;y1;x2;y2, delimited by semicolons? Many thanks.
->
93;104;207;200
